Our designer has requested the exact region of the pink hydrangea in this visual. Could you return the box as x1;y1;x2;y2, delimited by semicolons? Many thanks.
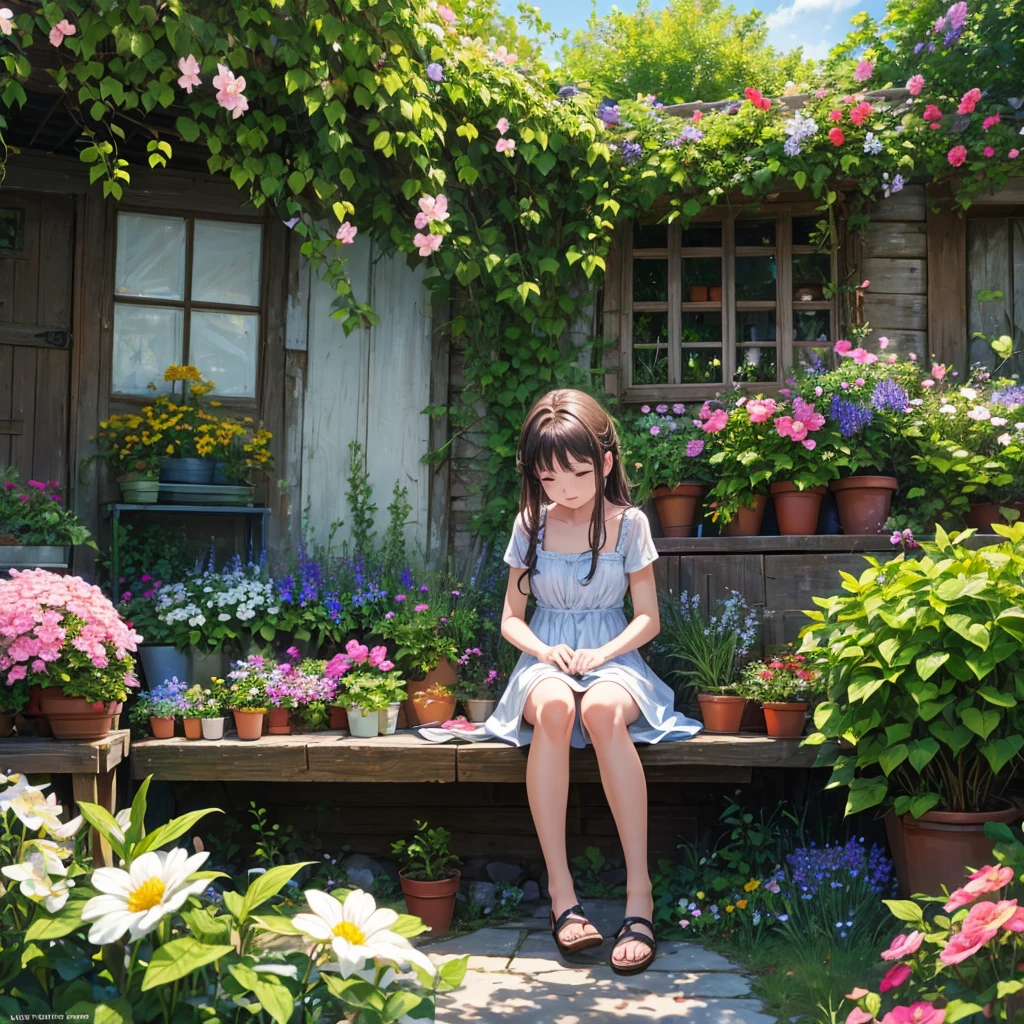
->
906;75;925;96
368;645;388;668
1011;150;1021;159
850;101;873;126
828;109;844;122
853;59;874;82
957;88;982;115
922;104;943;122
880;930;923;960
746;398;777;424
700;409;729;434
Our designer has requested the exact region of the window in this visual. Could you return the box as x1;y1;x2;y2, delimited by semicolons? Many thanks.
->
112;212;263;398
619;208;837;398
966;217;1023;371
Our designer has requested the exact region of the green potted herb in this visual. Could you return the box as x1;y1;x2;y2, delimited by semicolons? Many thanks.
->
183;684;227;740
0;470;96;568
391;820;462;937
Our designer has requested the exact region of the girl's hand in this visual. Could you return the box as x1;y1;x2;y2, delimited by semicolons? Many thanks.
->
568;648;608;675
539;643;576;673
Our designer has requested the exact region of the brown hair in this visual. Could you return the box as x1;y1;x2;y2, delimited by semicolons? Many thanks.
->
513;389;632;594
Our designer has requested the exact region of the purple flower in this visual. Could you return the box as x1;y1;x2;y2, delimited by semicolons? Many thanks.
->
420;584;429;592
914;41;925;53
121;591;132;602
395;594;406;602
620;141;642;165
426;62;444;82
650;425;661;436
451;589;461;596
830;396;874;436
597;100;620;125
558;85;581;99
385;611;395;619
414;603;429;612
686;439;705;457
871;378;910;412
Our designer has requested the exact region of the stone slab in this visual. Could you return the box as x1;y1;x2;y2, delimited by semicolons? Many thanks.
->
422;927;524;958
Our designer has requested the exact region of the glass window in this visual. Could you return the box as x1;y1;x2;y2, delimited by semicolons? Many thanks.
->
633;259;668;302
112;213;262;397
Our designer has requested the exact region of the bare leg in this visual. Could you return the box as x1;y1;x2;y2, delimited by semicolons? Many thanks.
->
579;682;654;967
523;678;599;946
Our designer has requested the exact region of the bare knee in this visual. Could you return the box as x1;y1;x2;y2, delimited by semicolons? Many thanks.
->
525;679;576;737
580;688;636;740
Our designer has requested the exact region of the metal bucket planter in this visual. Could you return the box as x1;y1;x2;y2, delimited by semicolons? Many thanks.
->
0;545;70;569
159;458;216;484
118;475;161;503
138;646;189;689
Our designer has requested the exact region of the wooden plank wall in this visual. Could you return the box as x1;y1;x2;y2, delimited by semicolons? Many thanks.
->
966;216;1023;370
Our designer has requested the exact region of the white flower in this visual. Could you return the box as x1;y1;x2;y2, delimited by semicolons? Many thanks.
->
991;417;1008;426
1016;422;1024;431
2;850;75;912
863;132;883;154
998;433;1012;445
940;404;957;415
293;888;438;979
422;21;444;40
967;406;991;421
81;848;210;944
0;776;63;832
109;808;132;846
959;387;979;400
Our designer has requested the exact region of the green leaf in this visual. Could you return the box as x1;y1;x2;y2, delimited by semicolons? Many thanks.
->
175;117;200;143
241;862;316;921
250;973;295;1024
961;706;1000;740
977;685;1016;707
251;913;303;935
944;613;990;649
133;808;222;858
883;899;923;922
906;738;939;772
383;991;426;1022
287;170;307;194
793;170;807;190
682;198;701;217
95;999;134;1024
845;780;888;814
944;1001;986;1023
878;744;908;776
916;652;949;680
25;900;86;941
141;938;233;991
981;735;1024;775
374;130;391;151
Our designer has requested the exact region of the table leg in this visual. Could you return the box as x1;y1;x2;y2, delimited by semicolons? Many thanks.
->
72;769;116;867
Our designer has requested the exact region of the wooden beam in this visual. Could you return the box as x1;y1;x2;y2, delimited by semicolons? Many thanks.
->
131;734;308;781
0;729;129;774
306;733;457;783
927;203;968;372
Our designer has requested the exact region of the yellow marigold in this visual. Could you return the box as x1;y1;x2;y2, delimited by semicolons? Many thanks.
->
744;879;760;892
725;905;734;913
166;444;175;454
696;891;705;900
163;364;203;382
736;899;748;910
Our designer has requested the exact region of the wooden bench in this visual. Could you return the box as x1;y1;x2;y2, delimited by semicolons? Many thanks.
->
131;731;823;785
0;729;131;866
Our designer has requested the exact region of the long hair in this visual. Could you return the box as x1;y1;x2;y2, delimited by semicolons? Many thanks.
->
513;389;632;595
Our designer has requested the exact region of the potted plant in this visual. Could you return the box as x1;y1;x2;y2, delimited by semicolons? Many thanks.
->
117;581;189;688
328;640;404;738
181;685;207;740
0;678;27;737
128;677;188;739
454;647;506;723
802;523;1024;897
0;569;140;740
279;656;337;732
0;470;96;567
391;819;462;937
376;676;408;735
183;683;228;740
734;647;823;738
618;405;715;537
411;681;457;728
224;656;274;741
654;589;759;733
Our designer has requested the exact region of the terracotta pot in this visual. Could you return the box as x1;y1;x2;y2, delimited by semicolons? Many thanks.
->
399;868;461;938
329;705;349;730
150;716;175;739
267;707;292;735
232;709;265;741
183;718;203;740
652;483;706;538
721;495;768;537
689;285;709;302
884;809;910;898
708;285;723;302
464;699;497;723
770;482;827;536
762;701;808;738
0;713;14;738
696;693;746;734
405;659;457;726
412;693;457;727
831;476;898;534
900;804;1021;897
39;690;122;740
965;502;1024;533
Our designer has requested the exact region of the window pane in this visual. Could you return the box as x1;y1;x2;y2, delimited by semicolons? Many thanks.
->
793;253;832;301
0;209;25;251
793;216;823;246
735;219;776;247
633;223;666;249
190;311;259;397
632;311;669;385
192;221;262;307
794;346;831;374
736;311;776;344
735;256;776;301
682;348;723;384
682;258;722;300
112;304;183;394
794;309;831;343
682;223;722;247
633;259;668;302
735;347;776;383
115;213;186;300
682;311;722;343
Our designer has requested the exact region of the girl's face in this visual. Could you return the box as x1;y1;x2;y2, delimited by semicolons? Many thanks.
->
537;450;613;508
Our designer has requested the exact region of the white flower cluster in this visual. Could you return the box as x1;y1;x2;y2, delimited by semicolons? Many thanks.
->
782;112;818;157
156;568;279;630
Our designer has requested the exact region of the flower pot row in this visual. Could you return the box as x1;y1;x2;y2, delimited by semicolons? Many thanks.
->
654;475;899;537
150;715;228;740
696;693;808;737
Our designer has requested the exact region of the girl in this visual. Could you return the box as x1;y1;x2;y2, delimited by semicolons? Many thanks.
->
484;388;702;976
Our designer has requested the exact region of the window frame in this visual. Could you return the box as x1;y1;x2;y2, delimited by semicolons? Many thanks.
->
110;208;267;409
616;202;837;401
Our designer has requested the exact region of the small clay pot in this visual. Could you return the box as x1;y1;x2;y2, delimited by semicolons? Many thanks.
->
232;709;265;741
183;718;203;740
267;707;292;735
150;716;175;739
708;285;723;302
399;868;461;938
329;705;349;730
689;285;709;302
696;693;746;733
831;476;898;534
770;482;827;536
762;702;808;738
720;495;768;537
652;483;706;538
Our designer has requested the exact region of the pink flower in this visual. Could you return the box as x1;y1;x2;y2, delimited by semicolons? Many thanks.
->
847;1010;875;1024
496;117;509;135
850;102;873;126
379;659;395;672
368;645;388;667
345;639;369;664
945;866;1015;911
921;379;935;388
815;86;828;99
692;110;703;122
940;901;1020;964
494;45;517;66
982;113;1001;130
931;363;947;380
641;404;651;413
48;18;76;46
855;377;865;386
861;280;871;289
414;193;449;230
336;222;358;244
908;352;917;361
1011;150;1021;159
922;104;943;122
437;4;457;22
834;339;853;355
846;989;870;1001
829;128;846;146
700;409;729;434
802;438;817;450
414;603;429;612
792;397;825;430
828;109;844;122
775;416;807;441
853;59;874;82
650;425;661;436
815;386;823;397
496;137;516;155
0;9;12;35
881;931;923;960
212;63;249;119
850;348;878;365
177;54;202;93
958;88;982;115
982;146;995;158
413;232;443;256
686;439;704;457
744;87;771;111
747;398;778;423
880;963;912;993
880;1004;944;1024
878;336;890;349
906;75;925;96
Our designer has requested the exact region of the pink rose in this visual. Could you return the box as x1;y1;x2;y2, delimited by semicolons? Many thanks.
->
746;398;777;423
880;963;912;993
700;409;729;434
957;87;982;115
922;105;943;122
834;340;853;355
931;363;947;380
881;931;923;960
906;75;925;96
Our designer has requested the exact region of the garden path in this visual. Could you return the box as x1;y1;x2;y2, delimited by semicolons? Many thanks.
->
417;899;776;1022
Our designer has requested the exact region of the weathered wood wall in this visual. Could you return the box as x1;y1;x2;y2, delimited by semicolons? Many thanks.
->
967;217;1024;369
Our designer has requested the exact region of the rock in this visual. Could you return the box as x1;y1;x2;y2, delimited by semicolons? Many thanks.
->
341;854;383;878
486;861;525;885
460;857;491;881
601;867;628;885
376;857;401;882
346;867;375;891
522;880;540;901
468;881;497;910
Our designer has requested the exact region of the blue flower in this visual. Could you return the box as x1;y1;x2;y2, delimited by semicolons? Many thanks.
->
620;141;643;165
871;378;910;413
830;396;874;436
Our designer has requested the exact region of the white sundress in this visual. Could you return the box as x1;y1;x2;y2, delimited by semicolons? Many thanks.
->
483;503;704;749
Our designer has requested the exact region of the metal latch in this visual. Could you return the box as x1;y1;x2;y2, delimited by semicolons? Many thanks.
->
35;330;72;349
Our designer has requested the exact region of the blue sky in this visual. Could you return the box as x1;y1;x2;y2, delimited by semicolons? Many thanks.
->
505;0;887;65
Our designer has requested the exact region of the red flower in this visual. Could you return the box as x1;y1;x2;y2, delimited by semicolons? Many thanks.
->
829;128;845;146
922;104;943;122
744;87;771;112
850;101;873;126
828;109;843;122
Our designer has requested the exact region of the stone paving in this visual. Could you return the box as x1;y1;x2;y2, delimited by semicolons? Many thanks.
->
415;900;777;1023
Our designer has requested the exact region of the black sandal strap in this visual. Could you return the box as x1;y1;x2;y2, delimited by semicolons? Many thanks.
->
553;904;588;934
613;929;656;952
617;915;655;934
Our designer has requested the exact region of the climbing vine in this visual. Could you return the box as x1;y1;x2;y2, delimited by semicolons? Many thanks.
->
0;0;1020;545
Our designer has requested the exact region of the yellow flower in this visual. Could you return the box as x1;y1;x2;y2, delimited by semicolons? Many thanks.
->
736;899;748;910
696;891;705;900
744;879;760;893
725;905;734;913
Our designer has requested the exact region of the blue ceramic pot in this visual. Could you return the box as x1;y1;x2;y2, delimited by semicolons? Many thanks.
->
160;458;215;484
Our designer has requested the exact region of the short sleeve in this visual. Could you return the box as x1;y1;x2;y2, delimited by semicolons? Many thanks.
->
503;513;530;568
623;508;658;573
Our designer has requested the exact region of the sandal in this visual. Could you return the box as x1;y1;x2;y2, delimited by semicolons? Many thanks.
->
550;903;604;958
609;915;657;976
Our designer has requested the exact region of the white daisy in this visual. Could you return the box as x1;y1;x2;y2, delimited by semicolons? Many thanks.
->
2;848;75;913
293;888;438;979
0;776;63;832
81;847;210;945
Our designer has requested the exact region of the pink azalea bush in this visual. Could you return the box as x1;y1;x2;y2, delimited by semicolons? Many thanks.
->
0;569;140;703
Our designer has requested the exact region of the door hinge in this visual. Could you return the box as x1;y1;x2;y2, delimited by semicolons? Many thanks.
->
35;330;72;349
